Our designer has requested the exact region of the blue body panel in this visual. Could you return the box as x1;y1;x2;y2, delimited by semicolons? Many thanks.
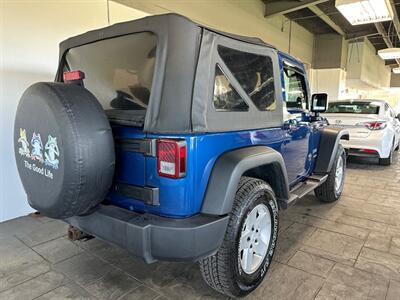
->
109;127;320;218
108;51;323;218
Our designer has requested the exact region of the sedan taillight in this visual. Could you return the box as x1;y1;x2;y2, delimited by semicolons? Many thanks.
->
357;121;387;130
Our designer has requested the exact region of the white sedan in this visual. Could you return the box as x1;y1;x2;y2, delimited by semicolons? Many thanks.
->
322;99;400;165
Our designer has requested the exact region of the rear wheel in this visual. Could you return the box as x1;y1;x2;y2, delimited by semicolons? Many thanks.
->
199;177;278;298
315;144;346;203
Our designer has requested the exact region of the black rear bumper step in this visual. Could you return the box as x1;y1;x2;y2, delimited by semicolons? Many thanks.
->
66;205;229;263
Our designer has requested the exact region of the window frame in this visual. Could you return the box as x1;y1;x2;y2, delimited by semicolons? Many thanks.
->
282;64;309;111
216;45;277;112
191;29;284;132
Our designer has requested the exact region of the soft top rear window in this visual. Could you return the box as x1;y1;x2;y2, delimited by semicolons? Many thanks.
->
65;32;157;126
326;101;380;114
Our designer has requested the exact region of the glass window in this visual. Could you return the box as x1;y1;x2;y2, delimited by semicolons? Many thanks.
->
283;68;308;110
217;46;276;111
325;101;380;114
213;65;249;112
65;32;157;113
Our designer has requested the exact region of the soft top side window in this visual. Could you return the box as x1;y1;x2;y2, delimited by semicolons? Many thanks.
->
217;45;276;111
213;64;249;112
283;68;308;110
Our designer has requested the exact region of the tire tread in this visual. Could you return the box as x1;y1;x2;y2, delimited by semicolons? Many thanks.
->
199;176;276;297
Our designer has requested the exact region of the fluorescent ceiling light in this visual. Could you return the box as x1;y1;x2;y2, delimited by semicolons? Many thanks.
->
393;67;400;74
335;0;393;25
378;48;400;60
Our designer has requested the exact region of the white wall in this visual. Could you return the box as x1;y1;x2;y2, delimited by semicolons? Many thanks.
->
116;0;315;65
310;68;347;100
0;0;147;222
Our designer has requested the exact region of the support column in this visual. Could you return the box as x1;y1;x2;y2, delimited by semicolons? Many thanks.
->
311;33;348;100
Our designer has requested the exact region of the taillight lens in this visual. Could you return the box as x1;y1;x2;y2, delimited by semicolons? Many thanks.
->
361;149;377;153
63;70;85;82
357;121;387;130
157;139;186;178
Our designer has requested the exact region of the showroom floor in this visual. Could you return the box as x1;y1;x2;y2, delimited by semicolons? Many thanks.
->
1;155;400;300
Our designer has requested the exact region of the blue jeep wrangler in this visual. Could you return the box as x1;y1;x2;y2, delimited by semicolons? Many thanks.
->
14;14;349;298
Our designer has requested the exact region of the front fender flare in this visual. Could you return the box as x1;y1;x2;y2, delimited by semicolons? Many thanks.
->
314;126;349;174
201;146;289;216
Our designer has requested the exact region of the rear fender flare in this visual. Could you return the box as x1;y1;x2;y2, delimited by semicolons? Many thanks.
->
200;146;289;216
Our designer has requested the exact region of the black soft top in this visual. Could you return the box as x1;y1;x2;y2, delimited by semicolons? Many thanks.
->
59;13;275;55
57;14;282;133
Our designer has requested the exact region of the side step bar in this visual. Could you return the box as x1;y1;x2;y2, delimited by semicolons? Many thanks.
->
280;174;328;209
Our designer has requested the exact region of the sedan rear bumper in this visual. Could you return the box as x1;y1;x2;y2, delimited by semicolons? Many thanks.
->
340;131;391;158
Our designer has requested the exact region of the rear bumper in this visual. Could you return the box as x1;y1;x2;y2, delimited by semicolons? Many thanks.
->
341;133;388;158
346;148;380;158
66;205;229;263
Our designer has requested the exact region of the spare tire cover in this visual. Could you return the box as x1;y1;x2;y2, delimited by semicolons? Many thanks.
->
14;82;115;219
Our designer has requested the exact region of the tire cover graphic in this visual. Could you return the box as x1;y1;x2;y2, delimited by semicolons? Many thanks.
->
14;82;115;218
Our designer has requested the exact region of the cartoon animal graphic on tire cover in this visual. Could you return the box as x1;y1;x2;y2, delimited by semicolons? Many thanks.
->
18;128;30;157
30;132;44;162
44;135;60;169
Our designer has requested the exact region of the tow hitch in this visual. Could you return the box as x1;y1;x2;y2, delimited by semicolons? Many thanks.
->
67;225;93;241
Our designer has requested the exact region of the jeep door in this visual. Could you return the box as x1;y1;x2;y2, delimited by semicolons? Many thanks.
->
280;58;314;184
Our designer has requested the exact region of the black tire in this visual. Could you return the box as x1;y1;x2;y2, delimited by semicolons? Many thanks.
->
314;144;346;203
14;82;115;219
199;177;279;298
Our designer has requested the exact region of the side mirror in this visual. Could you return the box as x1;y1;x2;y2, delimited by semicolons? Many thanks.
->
311;93;328;113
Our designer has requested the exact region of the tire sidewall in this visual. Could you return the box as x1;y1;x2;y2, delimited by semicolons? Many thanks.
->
233;184;279;293
14;82;115;218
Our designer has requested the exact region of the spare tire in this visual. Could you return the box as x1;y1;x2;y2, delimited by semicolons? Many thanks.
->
14;82;115;219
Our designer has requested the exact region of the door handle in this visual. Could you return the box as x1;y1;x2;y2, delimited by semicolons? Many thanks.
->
283;119;298;130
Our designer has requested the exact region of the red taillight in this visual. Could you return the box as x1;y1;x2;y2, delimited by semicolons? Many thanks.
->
63;70;85;82
157;139;186;178
361;149;377;153
358;121;387;130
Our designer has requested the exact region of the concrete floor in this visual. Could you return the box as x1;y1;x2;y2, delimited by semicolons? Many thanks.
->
1;154;400;300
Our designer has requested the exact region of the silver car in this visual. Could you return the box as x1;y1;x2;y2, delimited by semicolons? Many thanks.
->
323;99;400;165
